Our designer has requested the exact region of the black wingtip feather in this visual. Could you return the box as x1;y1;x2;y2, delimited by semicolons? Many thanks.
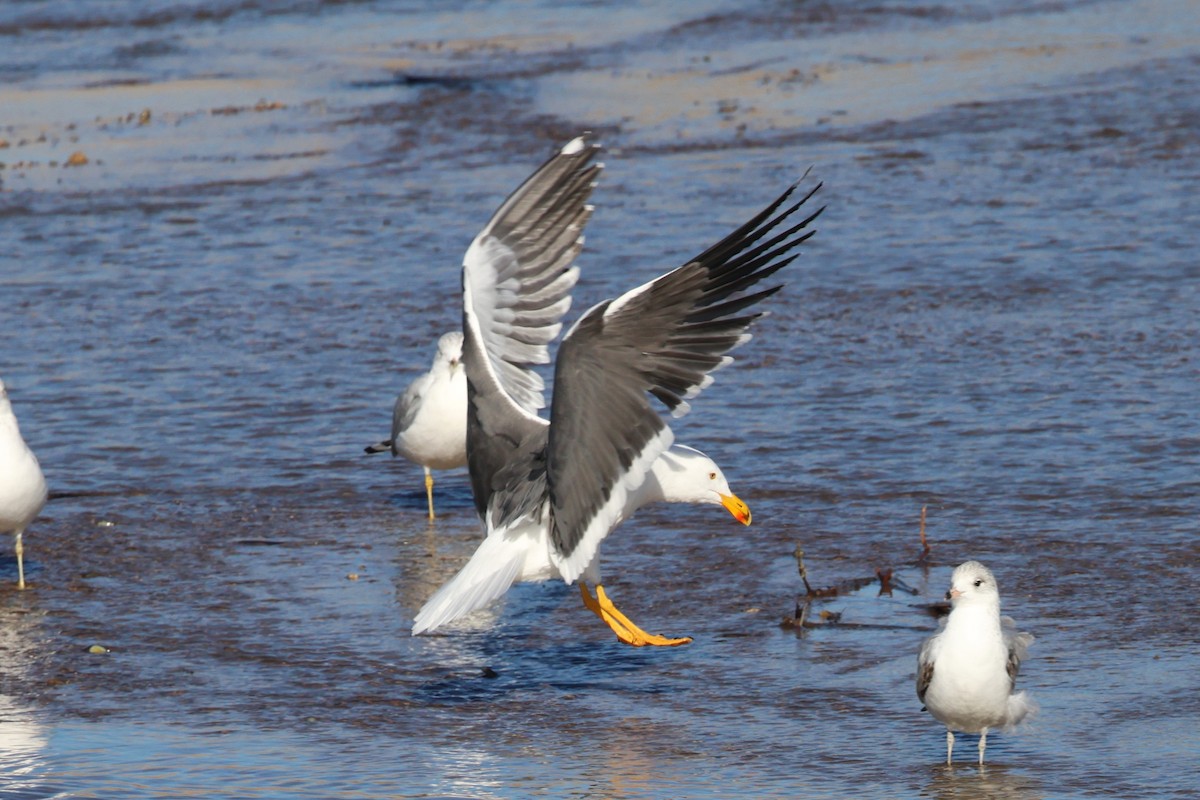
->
544;173;823;564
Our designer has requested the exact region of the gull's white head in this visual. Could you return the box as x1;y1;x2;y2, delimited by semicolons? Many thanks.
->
653;445;751;525
946;560;1001;607
434;331;464;369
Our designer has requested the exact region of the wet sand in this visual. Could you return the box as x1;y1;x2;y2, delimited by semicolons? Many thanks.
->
2;0;1199;797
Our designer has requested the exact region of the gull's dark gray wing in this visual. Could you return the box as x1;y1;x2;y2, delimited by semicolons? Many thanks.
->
545;180;824;581
461;136;602;520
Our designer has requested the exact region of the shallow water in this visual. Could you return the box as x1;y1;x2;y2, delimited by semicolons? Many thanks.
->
2;0;1198;797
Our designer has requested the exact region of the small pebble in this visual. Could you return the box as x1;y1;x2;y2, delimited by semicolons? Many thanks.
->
87;645;109;654
65;151;88;167
346;573;359;581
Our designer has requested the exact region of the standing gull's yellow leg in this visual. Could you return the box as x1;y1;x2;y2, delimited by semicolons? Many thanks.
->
424;467;435;520
15;530;26;590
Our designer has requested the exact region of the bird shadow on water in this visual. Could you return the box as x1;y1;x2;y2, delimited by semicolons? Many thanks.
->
920;763;1044;800
411;642;663;706
411;584;680;706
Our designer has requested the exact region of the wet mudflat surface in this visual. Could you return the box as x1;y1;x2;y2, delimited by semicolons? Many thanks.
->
2;0;1199;797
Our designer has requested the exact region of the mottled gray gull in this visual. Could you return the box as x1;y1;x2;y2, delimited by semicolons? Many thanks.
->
917;561;1036;764
412;135;822;645
0;379;48;590
366;331;467;520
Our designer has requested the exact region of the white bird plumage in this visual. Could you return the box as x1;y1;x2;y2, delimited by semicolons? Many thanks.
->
917;560;1036;765
366;332;468;520
0;379;48;590
411;443;746;637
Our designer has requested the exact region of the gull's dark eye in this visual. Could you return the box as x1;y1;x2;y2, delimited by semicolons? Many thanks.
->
708;472;717;480
973;579;983;587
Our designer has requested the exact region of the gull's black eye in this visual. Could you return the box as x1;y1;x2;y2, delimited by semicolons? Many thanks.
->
708;472;716;480
973;579;983;587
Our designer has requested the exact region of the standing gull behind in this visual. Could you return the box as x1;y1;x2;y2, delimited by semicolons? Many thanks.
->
366;332;467;520
0;379;48;590
413;134;823;645
917;561;1036;765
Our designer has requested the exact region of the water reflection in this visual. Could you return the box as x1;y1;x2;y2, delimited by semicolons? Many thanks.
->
0;700;50;800
587;716;702;800
0;607;52;799
392;513;508;638
921;763;1043;800
427;742;507;799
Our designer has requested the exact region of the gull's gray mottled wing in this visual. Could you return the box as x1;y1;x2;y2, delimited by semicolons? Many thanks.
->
1002;616;1034;689
545;180;824;582
388;378;425;453
917;634;937;706
461;136;602;520
363;371;426;454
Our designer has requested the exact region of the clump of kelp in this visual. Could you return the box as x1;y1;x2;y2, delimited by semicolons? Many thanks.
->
781;505;949;632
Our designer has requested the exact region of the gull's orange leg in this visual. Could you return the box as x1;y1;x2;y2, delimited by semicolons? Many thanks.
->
580;581;692;647
580;582;636;644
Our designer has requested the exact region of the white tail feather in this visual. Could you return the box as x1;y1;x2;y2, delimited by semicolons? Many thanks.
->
1005;690;1036;728
411;532;529;635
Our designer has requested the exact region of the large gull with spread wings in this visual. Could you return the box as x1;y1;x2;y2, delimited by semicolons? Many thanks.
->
413;135;822;645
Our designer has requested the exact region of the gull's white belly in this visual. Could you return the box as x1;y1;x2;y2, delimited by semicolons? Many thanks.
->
396;373;467;469
0;441;46;531
924;636;1012;732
